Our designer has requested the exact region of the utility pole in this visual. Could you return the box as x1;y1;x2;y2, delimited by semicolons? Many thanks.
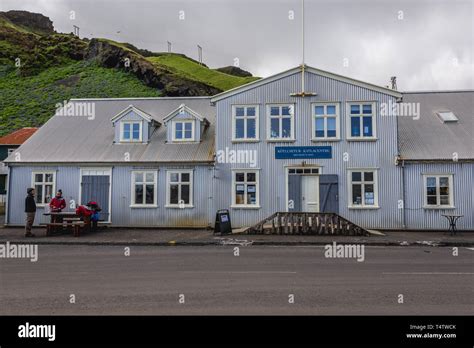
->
73;25;80;37
167;41;172;53
197;45;202;65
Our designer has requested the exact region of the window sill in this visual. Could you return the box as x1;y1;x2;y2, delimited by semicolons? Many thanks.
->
311;138;340;142
266;139;296;143
346;137;378;142
165;205;194;209
231;205;261;209
130;204;158;209
171;140;197;143
422;206;455;210
231;139;260;143
348;205;380;210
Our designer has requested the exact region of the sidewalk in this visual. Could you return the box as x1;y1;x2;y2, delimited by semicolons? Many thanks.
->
0;225;473;246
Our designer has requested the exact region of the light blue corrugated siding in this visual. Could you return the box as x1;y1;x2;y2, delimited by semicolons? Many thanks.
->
404;162;474;230
7;165;213;227
214;71;404;229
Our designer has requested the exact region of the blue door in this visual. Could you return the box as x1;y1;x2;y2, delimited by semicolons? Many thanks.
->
319;175;339;213
81;175;110;222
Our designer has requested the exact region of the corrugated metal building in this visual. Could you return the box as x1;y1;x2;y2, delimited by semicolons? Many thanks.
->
4;66;473;231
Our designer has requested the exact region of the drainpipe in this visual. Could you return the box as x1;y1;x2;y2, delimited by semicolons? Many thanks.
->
401;159;407;230
5;164;10;225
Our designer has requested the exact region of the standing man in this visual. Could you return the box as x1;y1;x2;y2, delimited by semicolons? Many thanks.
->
25;187;36;237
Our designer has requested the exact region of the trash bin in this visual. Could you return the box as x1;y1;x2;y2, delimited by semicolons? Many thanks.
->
215;209;232;235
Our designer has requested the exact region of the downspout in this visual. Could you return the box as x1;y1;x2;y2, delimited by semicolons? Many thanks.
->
401;159;406;230
5;164;10;225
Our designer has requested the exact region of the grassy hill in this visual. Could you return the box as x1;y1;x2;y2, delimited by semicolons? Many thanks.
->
147;54;258;91
0;10;258;137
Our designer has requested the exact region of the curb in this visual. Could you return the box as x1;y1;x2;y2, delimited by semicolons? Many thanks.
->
2;239;473;247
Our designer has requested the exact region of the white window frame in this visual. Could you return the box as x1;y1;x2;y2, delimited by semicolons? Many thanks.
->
231;169;260;209
120;121;142;142
232;105;259;142
266;104;295;141
312;102;340;141
346;102;377;140
172;120;195;142
423;174;454;209
31;171;56;206
130;170;158;208
165;170;194;208
347;169;379;209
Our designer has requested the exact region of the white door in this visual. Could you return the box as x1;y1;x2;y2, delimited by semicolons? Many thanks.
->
302;176;319;212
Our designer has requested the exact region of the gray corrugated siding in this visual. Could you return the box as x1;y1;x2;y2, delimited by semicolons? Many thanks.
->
214;70;404;229
404;162;474;230
7;165;213;227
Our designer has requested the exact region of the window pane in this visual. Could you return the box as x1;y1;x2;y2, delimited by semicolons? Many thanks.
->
427;196;437;205
350;105;360;114
181;173;190;182
352;184;362;205
247;184;256;204
270;106;279;116
247;172;256;182
235;119;245;138
135;185;143;204
235;184;245;204
184;129;192;139
45;174;53;182
426;177;436;187
364;172;374;182
247;107;256;116
170;184;179;204
123;124;130;139
352;172;362;182
327;105;336;115
315;118;325;138
145;172;154;182
44;184;53;203
236;173;245;182
132;124;140;140
176;123;183;131
35;185;43;204
364;184;374;205
35;173;43;183
282;118;291;138
296;169;303;174
181;184;190;204
282;106;291;115
351;117;360;136
185;123;192;131
236;107;245;117
270;118;280;138
315;106;324;115
440;196;450;205
246;119;256;138
426;186;437;195
175;129;182;139
327;118;336;137
439;177;449;187
135;172;143;182
289;169;296;174
363;116;373;136
439;186;449;196
170;173;179;182
145;185;154;204
363;104;372;114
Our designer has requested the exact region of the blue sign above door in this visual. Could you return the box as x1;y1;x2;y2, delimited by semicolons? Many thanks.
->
275;146;332;159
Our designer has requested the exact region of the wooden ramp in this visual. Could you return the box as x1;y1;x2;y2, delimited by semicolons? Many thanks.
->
239;212;370;236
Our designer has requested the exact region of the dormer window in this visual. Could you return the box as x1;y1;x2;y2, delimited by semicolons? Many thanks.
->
172;120;194;141
121;121;142;142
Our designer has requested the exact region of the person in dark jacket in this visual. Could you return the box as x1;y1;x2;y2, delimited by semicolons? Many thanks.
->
25;187;36;237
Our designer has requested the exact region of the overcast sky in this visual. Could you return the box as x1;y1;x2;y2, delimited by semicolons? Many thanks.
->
1;0;473;90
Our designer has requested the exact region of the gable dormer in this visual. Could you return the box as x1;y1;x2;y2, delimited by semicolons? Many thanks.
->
163;104;209;143
111;105;161;144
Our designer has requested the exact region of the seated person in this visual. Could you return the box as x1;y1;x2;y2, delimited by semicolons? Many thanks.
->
49;189;66;212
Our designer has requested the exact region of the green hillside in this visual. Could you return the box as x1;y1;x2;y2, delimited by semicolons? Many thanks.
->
0;10;258;137
147;54;258;91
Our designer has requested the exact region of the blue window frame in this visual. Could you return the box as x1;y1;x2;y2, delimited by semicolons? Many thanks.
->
173;120;194;141
348;103;376;139
121;122;141;142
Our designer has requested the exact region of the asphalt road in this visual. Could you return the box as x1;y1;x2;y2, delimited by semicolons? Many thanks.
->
0;245;472;315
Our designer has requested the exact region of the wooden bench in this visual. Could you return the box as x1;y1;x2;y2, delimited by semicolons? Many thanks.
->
46;219;91;237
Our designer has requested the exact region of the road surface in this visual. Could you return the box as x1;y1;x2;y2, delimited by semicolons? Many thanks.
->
0;245;472;314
